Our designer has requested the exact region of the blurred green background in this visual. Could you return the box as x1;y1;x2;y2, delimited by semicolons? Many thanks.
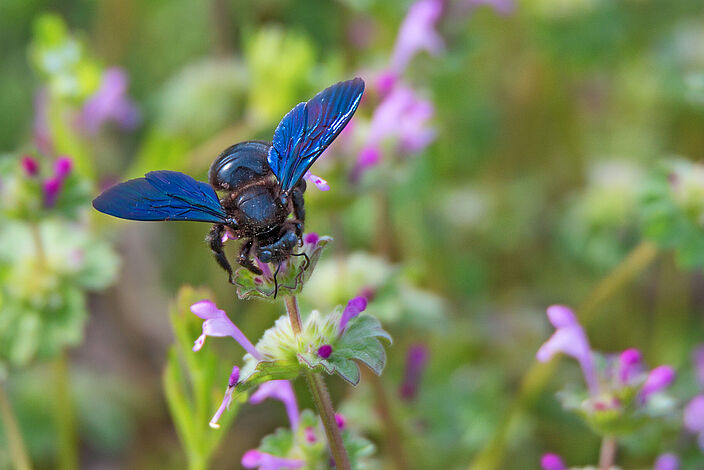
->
2;0;704;469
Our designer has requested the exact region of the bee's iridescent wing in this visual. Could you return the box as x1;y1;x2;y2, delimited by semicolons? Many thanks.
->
93;170;228;223
268;77;364;192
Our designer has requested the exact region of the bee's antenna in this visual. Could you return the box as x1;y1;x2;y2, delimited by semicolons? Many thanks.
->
273;263;281;298
291;251;310;270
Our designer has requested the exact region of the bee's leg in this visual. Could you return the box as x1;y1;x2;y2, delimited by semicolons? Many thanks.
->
256;226;299;265
207;224;235;283
291;179;306;225
237;239;262;276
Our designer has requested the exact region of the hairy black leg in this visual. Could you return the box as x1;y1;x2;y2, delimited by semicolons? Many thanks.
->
291;251;310;270
207;224;235;283
273;263;282;298
237;239;262;275
291;180;306;224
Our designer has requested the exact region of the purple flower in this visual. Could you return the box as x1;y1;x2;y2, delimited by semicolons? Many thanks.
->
21;156;39;177
317;344;332;359
338;296;368;335
390;0;445;74
540;453;566;470
304;426;317;442
684;395;704;449
54;156;73;179
304;171;330;191
43;177;63;208
355;85;435;178
81;68;140;135
639;365;675;403
399;344;429;401
654;453;679;470
209;366;239;429
693;344;704;387
250;380;300;430
335;413;346;430
190;300;261;360
241;450;304;470
303;232;319;246
617;348;643;384
536;305;599;396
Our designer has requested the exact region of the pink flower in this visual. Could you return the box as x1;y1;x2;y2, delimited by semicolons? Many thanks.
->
190;300;261;360
209;366;240;429
250;380;300;430
54;156;73;179
536;305;599;396
617;348;643;385
399;344;429;401
304;171;330;191
654;453;679;470
338;296;368;335
540;453;566;470
43;177;63;208
390;0;445;74
81;68;140;134
241;450;303;470
317;344;332;359
639;366;675;403
335;413;346;430
684;395;704;449
21;156;39;177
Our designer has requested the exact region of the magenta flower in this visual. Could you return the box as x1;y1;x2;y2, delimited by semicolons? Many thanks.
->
390;0;445;74
303;232;319;246
654;453;679;470
639;366;675;403
81;68;140;135
43;177;63;208
684;395;704;449
617;348;643;384
209;366;240;429
241;449;304;470
399;343;429;401
54;156;73;179
536;305;599;396
190;300;261;360
317;344;332;359
540;453;566;470
693;344;704;387
304;171;330;191
335;413;346;430
338;296;368;335
21;156;39;177
250;380;300;430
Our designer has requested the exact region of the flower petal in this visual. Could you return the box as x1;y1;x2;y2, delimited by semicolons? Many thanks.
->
241;450;304;470
639;365;675;402
339;296;368;335
684;395;704;434
209;366;239;429
304;171;330;191
250;380;300;430
654;453;679;470
540;453;566;470
190;300;262;360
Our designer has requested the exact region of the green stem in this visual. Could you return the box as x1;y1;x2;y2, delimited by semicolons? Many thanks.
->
468;241;658;470
284;296;351;470
0;382;33;470
367;371;410;470
54;353;78;470
598;436;617;470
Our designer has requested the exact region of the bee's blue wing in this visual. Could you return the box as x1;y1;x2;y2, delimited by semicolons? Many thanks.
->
93;170;228;223
268;77;364;191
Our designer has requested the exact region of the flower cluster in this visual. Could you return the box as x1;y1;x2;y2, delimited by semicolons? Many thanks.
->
537;305;676;436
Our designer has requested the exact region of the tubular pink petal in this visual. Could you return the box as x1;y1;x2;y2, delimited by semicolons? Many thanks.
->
618;348;643;384
209;366;240;429
241;449;304;470
339;296;368;335
684;395;704;433
250;380;300;430
640;365;675;402
21;156;39;177
304;171;330;191
190;300;262;360
654;453;680;470
540;453;566;470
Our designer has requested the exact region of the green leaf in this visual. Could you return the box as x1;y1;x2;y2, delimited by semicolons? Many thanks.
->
299;314;391;385
259;428;294;457
234;236;332;301
234;359;300;396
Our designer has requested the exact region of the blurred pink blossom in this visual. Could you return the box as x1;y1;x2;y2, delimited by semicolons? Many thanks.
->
80;68;140;134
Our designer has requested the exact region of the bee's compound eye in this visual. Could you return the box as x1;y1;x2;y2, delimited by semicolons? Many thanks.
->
283;231;298;247
258;250;272;263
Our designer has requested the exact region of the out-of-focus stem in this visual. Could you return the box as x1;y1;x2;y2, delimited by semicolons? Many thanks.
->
284;296;350;470
367;371;410;470
30;224;46;267
54;353;78;470
469;241;658;470
598;436;617;470
374;191;400;262
0;383;33;470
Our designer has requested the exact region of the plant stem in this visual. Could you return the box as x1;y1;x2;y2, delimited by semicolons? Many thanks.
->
54;353;78;470
468;241;658;470
284;296;351;470
598;436;617;470
30;224;46;267
0;383;33;470
367;371;410;470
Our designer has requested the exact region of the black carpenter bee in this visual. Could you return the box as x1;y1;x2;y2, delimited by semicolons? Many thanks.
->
93;78;364;295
